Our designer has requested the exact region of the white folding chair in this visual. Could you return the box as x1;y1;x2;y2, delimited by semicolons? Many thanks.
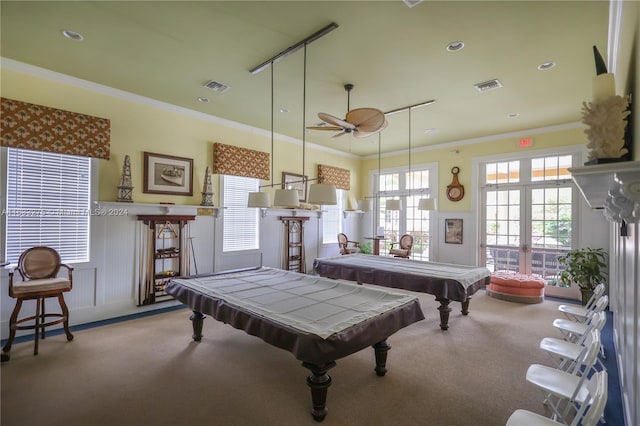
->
553;296;608;343
526;329;602;422
541;312;607;372
507;370;607;426
558;283;605;323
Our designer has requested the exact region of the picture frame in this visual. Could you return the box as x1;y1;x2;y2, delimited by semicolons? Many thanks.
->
445;219;463;244
282;172;307;202
143;152;193;196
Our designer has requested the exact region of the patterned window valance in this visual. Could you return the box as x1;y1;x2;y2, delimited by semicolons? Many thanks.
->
1;98;111;159
318;164;350;190
212;142;270;180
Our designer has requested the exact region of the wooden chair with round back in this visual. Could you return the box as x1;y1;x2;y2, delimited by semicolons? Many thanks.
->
388;234;413;258
337;233;360;255
3;246;74;356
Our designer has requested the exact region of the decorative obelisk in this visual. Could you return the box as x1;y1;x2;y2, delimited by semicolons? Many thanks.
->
117;154;134;202
201;166;214;206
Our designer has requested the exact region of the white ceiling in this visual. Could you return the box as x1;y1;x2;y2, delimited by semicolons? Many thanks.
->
0;1;610;156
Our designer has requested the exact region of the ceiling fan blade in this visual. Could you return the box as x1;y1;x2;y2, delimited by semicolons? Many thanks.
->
353;118;388;139
331;130;347;138
345;108;386;132
306;126;343;131
318;112;356;130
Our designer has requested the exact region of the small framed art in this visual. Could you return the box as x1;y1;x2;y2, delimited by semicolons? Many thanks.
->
445;219;463;244
282;172;307;202
143;152;193;196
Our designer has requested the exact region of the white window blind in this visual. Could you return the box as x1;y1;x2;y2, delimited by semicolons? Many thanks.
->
322;190;344;243
5;148;91;263
222;175;259;252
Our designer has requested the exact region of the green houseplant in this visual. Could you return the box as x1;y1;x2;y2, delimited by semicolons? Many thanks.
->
557;247;608;305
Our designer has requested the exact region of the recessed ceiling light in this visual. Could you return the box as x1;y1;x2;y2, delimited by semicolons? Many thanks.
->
280;108;289;113
446;41;465;52
197;97;209;103
537;61;556;71
61;29;84;41
424;128;438;134
507;112;519;118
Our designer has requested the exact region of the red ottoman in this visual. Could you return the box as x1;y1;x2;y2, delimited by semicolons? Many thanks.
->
487;272;545;304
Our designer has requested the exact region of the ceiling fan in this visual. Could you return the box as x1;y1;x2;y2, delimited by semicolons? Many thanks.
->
307;84;388;139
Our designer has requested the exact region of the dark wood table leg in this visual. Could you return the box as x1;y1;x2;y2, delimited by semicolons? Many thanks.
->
373;239;380;255
189;311;206;341
1;353;9;363
435;297;452;330
372;340;391;376
461;297;471;315
302;361;336;422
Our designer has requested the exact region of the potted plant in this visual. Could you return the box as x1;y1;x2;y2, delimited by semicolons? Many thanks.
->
558;247;608;305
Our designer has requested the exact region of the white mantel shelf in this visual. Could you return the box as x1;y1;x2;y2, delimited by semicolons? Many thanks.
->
569;161;640;222
95;201;220;217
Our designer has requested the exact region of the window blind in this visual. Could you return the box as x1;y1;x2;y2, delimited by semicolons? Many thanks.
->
322;190;344;244
222;175;259;252
5;148;91;263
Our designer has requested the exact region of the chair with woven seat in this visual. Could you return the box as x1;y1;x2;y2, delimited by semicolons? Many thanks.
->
3;246;74;356
388;234;413;258
337;233;360;255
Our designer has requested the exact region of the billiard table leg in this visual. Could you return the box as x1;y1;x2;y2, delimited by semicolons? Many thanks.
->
302;361;336;422
189;311;206;341
435;297;452;330
372;340;391;376
461;297;471;315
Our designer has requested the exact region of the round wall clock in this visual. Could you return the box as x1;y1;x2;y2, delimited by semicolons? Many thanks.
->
446;167;465;202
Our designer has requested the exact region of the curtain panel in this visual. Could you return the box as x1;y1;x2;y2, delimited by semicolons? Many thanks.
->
0;98;111;159
318;164;350;190
212;142;270;180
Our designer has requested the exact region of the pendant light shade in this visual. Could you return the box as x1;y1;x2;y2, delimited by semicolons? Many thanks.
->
274;189;300;208
357;199;372;212
418;198;436;211
308;183;337;205
248;191;270;208
386;199;402;210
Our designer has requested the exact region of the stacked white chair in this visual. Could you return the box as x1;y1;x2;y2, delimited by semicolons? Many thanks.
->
526;329;602;422
540;311;607;373
553;295;608;343
506;370;607;426
558;283;605;323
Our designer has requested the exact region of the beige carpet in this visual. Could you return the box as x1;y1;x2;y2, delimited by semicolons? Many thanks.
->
1;289;564;426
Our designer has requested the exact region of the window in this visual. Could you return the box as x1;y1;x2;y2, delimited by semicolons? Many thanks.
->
222;175;260;252
5;148;91;263
375;167;435;261
322;190;344;244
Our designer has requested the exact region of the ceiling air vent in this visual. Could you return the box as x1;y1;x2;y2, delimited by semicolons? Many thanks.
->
402;0;424;8
203;80;231;93
474;79;503;92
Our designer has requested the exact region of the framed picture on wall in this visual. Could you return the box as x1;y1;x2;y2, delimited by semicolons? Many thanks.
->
282;172;307;202
445;219;463;244
143;152;193;196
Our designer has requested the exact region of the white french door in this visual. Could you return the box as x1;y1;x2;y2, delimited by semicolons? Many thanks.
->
480;155;577;283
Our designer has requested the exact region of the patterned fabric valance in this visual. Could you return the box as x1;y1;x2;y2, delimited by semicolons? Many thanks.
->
212;142;270;180
318;164;350;190
1;98;111;159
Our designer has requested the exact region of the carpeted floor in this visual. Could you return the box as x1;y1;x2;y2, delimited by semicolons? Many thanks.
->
0;290;619;425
